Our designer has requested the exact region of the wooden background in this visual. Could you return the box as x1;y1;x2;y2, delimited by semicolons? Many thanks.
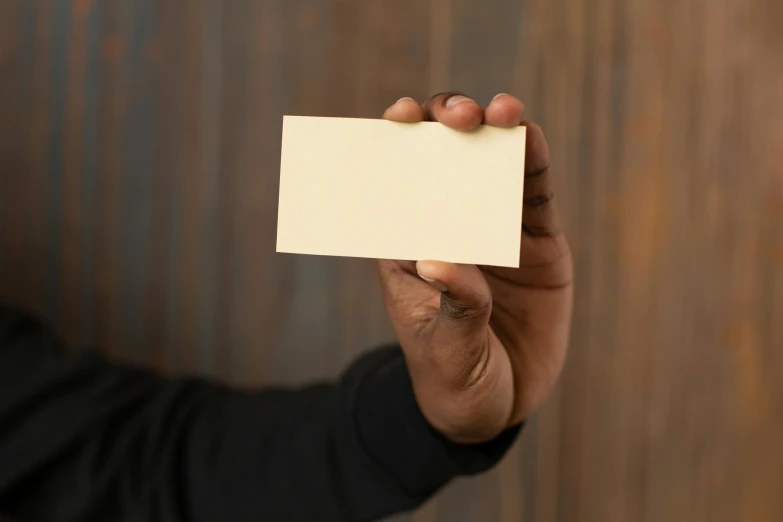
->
1;0;782;521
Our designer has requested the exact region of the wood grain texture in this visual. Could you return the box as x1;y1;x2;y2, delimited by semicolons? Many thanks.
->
0;1;781;521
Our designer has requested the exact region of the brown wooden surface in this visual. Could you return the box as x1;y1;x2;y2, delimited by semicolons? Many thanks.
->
1;1;782;521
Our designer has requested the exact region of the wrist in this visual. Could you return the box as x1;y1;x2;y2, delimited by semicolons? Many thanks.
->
347;346;523;496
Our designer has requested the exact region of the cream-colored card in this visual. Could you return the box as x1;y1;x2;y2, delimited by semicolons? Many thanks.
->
276;116;526;268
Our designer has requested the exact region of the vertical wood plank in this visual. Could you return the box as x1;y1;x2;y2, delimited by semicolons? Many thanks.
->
93;0;130;358
60;0;95;346
0;0;23;301
147;0;182;371
15;1;55;316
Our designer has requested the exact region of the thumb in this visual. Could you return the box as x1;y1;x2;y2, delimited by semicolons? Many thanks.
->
415;260;492;377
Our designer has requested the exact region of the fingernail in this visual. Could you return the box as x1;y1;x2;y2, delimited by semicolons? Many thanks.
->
396;97;415;104
416;266;448;293
492;93;510;101
445;95;471;110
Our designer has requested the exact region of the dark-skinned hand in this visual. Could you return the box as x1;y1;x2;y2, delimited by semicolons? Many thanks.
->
379;92;573;444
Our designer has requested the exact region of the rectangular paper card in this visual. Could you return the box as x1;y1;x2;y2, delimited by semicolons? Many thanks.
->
276;116;526;268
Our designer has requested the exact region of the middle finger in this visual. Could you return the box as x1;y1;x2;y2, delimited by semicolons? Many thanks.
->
421;92;484;131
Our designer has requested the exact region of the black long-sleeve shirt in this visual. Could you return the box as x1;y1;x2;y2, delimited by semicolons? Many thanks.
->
0;305;520;521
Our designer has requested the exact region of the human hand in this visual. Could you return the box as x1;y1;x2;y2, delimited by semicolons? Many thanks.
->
379;92;573;444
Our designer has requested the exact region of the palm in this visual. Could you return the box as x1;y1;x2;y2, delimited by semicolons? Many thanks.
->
481;232;573;422
381;231;571;427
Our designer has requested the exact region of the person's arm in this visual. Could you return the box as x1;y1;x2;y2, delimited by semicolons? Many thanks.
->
0;305;520;522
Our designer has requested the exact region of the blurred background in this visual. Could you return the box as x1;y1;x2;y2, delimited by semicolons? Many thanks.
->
0;0;782;521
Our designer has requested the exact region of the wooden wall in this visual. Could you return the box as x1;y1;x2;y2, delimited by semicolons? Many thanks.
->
1;1;782;520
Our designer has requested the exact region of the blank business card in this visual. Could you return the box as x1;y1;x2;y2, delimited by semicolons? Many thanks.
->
276;116;526;268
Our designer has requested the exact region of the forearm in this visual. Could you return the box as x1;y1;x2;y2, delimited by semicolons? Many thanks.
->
0;305;520;522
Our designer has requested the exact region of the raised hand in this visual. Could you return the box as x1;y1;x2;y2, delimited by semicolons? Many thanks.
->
379;92;573;444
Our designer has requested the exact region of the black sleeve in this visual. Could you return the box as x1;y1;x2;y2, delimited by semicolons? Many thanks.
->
0;305;521;522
